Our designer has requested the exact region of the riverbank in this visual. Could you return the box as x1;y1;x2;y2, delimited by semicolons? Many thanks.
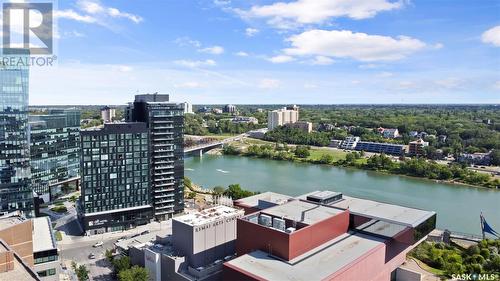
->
222;142;499;189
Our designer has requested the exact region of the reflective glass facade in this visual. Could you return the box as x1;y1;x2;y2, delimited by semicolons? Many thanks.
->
29;109;81;197
126;94;184;221
79;123;153;234
0;54;33;216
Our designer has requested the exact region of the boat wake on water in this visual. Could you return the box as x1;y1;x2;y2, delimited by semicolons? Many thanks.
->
216;169;229;174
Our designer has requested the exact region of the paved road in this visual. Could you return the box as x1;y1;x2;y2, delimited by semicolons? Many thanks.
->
53;209;172;281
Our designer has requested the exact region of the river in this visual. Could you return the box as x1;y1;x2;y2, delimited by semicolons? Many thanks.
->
185;155;499;236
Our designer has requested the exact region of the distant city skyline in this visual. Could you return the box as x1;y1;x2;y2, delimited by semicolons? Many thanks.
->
23;0;500;104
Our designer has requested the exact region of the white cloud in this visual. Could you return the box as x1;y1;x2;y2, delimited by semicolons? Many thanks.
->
259;78;281;89
481;25;500;47
237;0;403;29
235;51;249;57
78;0;104;14
174;59;217;68
54;10;96;23
310;56;334;65
174;37;201;48
59;0;143;24
494;81;500;90
304;83;318;89
214;0;231;6
245;28;259;37
268;55;295;63
284;29;427;61
199;46;225;55
107;7;143;23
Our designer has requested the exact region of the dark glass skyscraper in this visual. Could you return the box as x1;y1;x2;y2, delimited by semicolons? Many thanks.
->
29;109;81;200
0;51;33;216
78;123;153;235
126;94;184;221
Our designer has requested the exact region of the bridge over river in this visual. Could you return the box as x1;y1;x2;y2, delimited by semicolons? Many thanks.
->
183;134;246;157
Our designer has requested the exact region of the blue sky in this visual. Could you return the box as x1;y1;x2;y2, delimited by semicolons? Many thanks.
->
26;0;500;104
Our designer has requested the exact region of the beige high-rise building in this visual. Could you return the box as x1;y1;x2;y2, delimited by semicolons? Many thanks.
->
267;106;299;130
100;106;116;123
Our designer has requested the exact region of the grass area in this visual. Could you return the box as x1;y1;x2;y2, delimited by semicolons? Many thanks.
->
410;257;445;276
50;205;67;213
307;148;347;162
54;231;62;241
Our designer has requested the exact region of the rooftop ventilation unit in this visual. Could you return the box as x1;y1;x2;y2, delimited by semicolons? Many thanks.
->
273;217;286;231
258;214;272;227
306;191;343;205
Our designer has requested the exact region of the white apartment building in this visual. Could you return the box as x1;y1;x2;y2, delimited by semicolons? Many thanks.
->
340;136;360;150
267;107;299;130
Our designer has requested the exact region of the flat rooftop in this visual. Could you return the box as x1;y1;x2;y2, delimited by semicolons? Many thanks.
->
0;241;39;281
173;205;243;227
33;217;57;253
261;200;344;225
328;195;435;227
226;232;385;281
0;216;26;231
234;192;292;208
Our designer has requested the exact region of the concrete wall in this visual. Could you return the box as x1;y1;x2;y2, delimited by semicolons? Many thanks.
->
0;220;34;266
173;213;242;268
34;259;59;281
396;267;422;281
289;210;349;260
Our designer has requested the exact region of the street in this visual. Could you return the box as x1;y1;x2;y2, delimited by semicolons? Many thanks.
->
44;197;173;281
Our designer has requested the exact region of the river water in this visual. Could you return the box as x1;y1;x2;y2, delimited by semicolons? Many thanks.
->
185;155;499;235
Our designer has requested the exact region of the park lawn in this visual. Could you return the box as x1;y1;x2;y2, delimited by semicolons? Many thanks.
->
307;148;347;162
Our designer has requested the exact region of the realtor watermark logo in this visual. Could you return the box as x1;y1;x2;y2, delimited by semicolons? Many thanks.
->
1;0;57;66
451;273;498;280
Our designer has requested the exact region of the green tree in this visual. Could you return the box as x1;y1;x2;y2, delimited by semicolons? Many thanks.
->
294;145;310;158
318;153;334;164
118;266;149;281
112;256;131;273
72;262;90;281
223;184;256;200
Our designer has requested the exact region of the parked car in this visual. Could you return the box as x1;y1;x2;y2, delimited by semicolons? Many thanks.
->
116;236;127;243
89;253;96;259
93;241;103;247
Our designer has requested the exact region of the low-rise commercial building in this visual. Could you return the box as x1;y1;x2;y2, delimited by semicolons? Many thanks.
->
124;205;244;281
172;205;244;268
286;121;312;133
29;109;81;201
458;152;491;166
355;141;405;155
78;123;153;235
224;191;436;281
231;116;258;124
340;136;360;150
32;217;58;280
408;139;429;156
0;215;58;280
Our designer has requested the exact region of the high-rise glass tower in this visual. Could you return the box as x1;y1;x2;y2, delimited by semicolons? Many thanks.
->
29;109;81;200
0;50;33;216
126;94;184;221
